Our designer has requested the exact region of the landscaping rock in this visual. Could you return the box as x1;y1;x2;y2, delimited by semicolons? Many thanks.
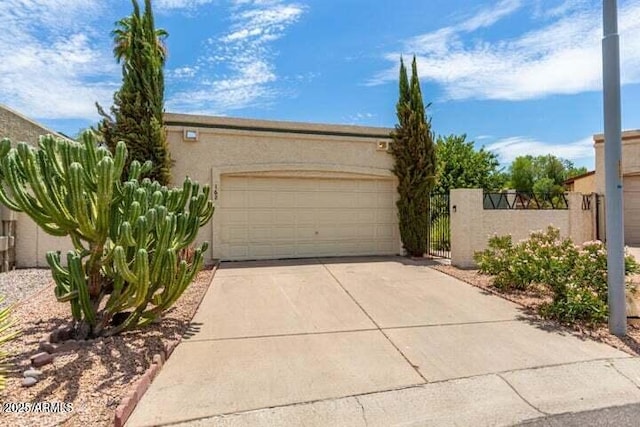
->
50;325;73;343
23;369;43;379
39;340;57;353
30;352;54;367
53;339;79;353
21;377;38;387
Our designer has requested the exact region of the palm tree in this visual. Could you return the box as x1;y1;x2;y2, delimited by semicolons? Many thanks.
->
113;0;168;66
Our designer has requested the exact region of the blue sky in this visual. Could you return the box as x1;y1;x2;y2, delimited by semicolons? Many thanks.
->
1;0;640;170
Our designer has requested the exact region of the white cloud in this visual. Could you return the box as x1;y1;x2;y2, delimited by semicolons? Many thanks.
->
155;0;217;12
486;135;594;164
0;0;118;119
167;0;305;113
371;0;640;101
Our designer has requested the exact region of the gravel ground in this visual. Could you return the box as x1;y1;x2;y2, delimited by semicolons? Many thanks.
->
0;269;54;308
432;265;640;357
0;265;216;427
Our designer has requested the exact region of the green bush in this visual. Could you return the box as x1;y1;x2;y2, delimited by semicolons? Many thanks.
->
474;227;640;325
0;296;19;390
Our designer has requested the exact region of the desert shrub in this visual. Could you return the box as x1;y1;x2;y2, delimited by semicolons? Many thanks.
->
475;227;640;324
474;234;514;276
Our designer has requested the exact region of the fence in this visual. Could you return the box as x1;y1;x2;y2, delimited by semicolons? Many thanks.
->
428;193;450;258
450;189;597;268
483;192;569;210
0;205;16;272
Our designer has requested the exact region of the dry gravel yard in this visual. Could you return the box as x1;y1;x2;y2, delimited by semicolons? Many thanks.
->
432;265;640;357
0;265;215;427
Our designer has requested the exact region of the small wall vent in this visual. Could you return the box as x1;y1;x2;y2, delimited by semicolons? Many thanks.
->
183;129;199;141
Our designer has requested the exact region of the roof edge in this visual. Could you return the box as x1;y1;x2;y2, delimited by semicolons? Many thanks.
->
164;112;394;139
593;129;640;143
0;103;70;140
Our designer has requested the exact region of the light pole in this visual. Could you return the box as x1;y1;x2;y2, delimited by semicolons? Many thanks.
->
602;0;626;336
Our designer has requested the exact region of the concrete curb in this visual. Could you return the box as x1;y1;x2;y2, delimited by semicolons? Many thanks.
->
113;262;219;427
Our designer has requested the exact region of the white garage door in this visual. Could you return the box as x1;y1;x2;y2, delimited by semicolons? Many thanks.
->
219;175;400;260
625;176;640;244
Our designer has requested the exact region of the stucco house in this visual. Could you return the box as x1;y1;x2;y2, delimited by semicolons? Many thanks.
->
564;170;595;194
595;129;640;244
1;107;401;265
165;113;400;261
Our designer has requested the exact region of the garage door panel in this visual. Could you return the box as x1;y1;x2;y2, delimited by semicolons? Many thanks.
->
248;210;274;225
222;191;246;208
220;210;248;225
250;192;274;208
317;209;360;225
274;211;296;225
357;180;379;192
274;192;296;206
625;177;640;244
376;209;396;224
220;176;399;260
356;192;378;208
377;180;395;192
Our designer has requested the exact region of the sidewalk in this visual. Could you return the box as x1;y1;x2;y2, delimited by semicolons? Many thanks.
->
126;257;640;426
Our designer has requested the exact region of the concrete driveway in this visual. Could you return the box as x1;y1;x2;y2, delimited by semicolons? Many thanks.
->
127;257;640;426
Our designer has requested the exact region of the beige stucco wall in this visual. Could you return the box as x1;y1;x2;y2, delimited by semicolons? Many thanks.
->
1;104;75;267
570;173;596;194
165;113;397;261
594;130;640;193
451;189;595;268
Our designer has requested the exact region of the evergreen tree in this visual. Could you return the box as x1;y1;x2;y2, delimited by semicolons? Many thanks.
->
390;56;437;257
97;0;172;185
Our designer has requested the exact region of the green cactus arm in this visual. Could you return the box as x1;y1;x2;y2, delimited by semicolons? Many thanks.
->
67;162;99;241
133;249;150;308
38;153;75;225
19;144;76;229
113;141;127;179
113;246;138;284
95;157;114;239
3;152;56;223
67;252;96;325
39;135;66;178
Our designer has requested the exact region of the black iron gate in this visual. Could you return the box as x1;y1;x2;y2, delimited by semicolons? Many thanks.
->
428;193;450;258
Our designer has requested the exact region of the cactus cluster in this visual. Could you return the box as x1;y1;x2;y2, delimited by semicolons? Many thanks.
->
0;132;213;337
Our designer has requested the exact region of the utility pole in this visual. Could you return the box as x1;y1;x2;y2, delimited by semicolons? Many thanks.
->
602;0;626;336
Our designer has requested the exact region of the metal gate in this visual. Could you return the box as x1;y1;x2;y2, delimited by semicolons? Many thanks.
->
428;193;450;258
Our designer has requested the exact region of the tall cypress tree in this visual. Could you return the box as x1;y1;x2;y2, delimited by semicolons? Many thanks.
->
390;56;436;257
97;0;172;185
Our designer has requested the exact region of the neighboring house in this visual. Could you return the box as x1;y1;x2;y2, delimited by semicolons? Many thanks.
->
165;113;399;261
594;129;640;244
564;170;595;193
0;104;75;267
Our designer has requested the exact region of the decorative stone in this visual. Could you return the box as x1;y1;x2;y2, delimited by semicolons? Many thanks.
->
21;377;37;387
30;352;54;367
23;369;43;379
49;325;72;343
53;339;79;353
39;340;57;353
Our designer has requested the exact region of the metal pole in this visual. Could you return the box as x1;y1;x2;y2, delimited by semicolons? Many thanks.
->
603;0;626;336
